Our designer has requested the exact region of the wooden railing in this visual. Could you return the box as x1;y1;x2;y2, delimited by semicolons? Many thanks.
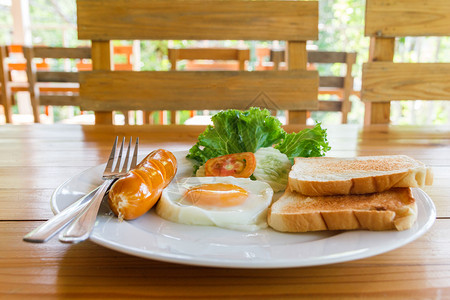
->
362;0;450;124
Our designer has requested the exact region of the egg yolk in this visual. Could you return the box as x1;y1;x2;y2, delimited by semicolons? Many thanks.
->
183;183;249;208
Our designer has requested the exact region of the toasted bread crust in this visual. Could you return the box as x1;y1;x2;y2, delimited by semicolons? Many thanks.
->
268;188;417;232
289;155;432;196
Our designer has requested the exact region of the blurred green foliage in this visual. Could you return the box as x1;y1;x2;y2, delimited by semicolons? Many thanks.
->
0;0;448;124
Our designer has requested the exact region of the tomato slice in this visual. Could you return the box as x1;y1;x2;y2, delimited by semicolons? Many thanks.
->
204;152;256;178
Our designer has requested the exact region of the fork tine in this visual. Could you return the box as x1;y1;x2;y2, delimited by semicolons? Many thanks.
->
121;137;132;173
130;137;139;169
113;137;125;173
104;136;118;173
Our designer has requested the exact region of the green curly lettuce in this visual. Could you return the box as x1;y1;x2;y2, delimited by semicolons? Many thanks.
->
275;122;331;161
186;108;330;171
187;108;285;170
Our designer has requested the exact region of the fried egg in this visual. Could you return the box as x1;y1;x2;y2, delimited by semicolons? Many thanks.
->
156;176;273;231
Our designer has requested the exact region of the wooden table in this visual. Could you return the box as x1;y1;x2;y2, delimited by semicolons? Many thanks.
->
1;124;449;298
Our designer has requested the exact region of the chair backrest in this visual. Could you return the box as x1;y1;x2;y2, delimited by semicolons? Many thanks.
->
0;45;13;123
270;50;356;123
362;0;450;124
165;47;250;124
23;46;91;122
77;0;319;125
168;48;250;71
1;45;37;123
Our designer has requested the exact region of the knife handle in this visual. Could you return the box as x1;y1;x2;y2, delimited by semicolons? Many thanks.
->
58;179;112;243
23;187;99;243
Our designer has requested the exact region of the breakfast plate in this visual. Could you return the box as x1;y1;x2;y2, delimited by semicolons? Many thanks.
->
51;151;436;269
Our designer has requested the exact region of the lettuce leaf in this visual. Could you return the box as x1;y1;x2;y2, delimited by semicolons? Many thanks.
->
187;108;330;171
275;123;331;161
235;108;286;152
187;108;285;170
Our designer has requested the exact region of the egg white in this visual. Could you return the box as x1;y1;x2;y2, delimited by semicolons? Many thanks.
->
156;176;274;231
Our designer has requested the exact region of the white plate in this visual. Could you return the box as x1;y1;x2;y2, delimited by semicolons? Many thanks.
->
51;151;436;269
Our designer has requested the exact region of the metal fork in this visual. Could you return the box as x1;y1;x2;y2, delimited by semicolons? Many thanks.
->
23;186;100;243
58;136;139;243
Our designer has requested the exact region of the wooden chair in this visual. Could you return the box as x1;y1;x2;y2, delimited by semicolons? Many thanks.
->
76;0;319;125
165;47;250;123
75;45;136;124
23;46;91;123
271;50;356;123
0;45;43;123
0;45;14;123
362;0;450;124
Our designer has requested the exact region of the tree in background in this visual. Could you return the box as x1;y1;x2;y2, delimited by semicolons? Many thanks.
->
1;0;448;124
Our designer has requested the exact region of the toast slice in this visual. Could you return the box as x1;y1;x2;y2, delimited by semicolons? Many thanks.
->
289;155;433;196
268;188;417;232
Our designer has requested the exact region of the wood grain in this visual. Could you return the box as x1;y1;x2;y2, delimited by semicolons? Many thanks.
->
341;53;356;123
168;48;250;62
0;189;55;220
363;37;395;125
364;0;450;125
319;76;345;88
39;95;81;106
36;72;79;83
1;124;449;298
271;50;355;64
362;62;450;101
286;41;310;124
79;70;319;111
316;100;343;112
365;0;450;37
20;46;92;123
22;46;40;123
167;47;251;124
32;47;91;59
1;220;449;298
0;45;12;123
91;41;113;125
76;0;319;125
77;0;318;41
270;50;356;121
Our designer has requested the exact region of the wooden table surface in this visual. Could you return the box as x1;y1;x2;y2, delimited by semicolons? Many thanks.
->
1;123;449;299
